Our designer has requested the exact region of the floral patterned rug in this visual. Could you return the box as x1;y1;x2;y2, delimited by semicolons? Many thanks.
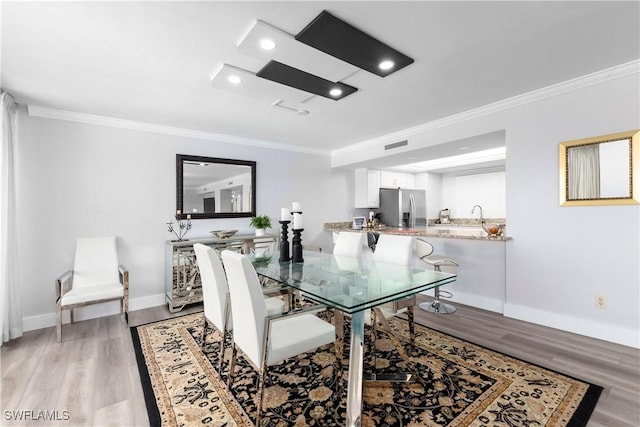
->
131;312;601;426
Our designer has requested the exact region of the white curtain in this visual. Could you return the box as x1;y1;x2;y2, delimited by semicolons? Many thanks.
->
1;91;22;345
568;144;600;200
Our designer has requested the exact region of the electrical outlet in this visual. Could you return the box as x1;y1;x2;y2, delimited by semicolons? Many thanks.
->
595;294;608;309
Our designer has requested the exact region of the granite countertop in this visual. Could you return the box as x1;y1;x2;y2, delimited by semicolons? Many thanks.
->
324;221;510;241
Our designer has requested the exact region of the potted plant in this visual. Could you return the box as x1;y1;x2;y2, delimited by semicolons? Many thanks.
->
250;215;272;236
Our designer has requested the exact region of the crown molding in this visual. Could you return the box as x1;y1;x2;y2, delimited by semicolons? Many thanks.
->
26;105;330;157
332;59;640;157
26;60;638;159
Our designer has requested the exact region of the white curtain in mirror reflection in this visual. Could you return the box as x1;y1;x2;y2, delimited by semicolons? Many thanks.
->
568;144;600;199
567;139;630;200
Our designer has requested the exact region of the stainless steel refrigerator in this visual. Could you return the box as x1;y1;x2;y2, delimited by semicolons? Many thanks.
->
379;187;426;229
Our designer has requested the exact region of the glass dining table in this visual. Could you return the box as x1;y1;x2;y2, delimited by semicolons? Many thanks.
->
252;250;457;427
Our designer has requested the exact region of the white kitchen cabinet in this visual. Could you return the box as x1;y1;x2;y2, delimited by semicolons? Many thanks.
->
354;168;381;208
380;170;415;188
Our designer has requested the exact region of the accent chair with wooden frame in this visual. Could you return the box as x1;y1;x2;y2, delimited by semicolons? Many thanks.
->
55;236;128;342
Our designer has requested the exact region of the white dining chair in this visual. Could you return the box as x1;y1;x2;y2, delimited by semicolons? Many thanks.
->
332;231;365;257
221;250;335;426
193;244;284;372
55;236;128;342
370;234;417;344
372;234;413;265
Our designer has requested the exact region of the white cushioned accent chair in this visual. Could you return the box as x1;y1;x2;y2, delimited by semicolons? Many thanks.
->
193;243;284;371
55;236;128;342
221;250;335;426
370;234;417;345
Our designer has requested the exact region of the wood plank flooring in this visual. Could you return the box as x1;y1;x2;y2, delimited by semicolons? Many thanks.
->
1;296;638;426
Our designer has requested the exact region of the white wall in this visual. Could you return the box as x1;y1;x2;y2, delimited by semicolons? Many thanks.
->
424;171;506;219
334;72;640;347
15;111;352;329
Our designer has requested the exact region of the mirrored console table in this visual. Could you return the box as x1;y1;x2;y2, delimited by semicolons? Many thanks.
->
164;234;277;312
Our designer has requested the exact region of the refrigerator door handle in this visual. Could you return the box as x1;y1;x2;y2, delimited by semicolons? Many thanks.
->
409;194;416;229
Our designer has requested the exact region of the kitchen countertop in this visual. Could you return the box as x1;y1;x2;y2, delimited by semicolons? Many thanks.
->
324;222;510;241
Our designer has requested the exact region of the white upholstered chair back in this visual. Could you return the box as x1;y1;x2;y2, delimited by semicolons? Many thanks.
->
221;250;266;368
369;234;416;343
333;231;365;257
193;243;230;331
72;237;120;288
373;234;413;266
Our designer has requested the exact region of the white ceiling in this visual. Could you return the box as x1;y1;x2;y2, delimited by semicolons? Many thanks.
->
2;1;639;166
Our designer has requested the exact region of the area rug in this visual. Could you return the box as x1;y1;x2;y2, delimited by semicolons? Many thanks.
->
131;312;602;426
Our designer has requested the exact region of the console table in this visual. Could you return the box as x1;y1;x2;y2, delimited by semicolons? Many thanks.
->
164;234;277;312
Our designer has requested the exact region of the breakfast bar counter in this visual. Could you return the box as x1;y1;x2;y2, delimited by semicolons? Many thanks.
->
324;221;511;241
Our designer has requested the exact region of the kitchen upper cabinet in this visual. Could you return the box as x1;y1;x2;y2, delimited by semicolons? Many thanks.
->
354;168;381;208
380;171;415;188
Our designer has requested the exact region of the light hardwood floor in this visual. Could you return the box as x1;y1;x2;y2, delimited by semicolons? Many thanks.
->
2;296;638;426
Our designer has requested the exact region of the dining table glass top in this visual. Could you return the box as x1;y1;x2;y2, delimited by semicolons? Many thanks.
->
252;250;457;314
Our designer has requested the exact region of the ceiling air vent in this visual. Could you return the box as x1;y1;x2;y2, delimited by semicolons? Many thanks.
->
384;140;408;150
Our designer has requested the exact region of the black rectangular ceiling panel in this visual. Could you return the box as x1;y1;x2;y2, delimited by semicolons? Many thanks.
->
295;10;414;77
256;60;357;100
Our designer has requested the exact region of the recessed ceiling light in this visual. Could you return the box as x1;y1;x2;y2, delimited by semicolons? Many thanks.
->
259;38;276;50
329;88;343;97
379;60;395;71
228;75;242;84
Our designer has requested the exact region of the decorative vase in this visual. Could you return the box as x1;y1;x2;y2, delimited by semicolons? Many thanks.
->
255;228;266;237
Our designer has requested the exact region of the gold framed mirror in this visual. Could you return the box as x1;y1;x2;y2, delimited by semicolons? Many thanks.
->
559;130;639;206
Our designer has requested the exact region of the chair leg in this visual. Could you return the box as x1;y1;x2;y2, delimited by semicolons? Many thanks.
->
200;315;207;349
407;305;415;347
218;328;228;373
227;344;237;387
219;294;231;373
255;367;267;426
56;302;62;342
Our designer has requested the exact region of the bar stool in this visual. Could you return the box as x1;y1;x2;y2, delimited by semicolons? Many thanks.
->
415;238;459;314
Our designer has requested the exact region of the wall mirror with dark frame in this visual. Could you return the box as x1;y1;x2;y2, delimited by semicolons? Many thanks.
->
559;130;639;206
176;154;256;219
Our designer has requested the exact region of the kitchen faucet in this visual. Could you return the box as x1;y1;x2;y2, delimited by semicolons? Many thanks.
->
471;205;484;224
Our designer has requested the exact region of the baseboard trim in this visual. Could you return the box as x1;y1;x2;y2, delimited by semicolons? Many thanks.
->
22;293;167;332
503;303;639;349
